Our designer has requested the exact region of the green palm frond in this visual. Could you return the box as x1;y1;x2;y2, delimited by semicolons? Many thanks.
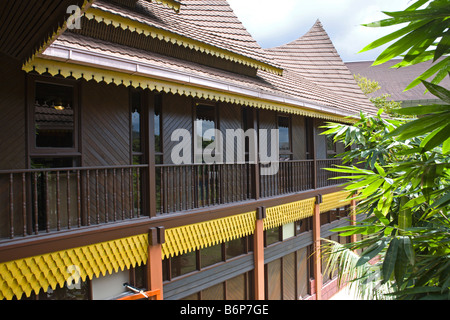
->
321;239;393;300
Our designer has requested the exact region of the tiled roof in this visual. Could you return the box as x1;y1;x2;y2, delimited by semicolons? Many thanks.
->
89;0;282;73
346;59;450;102
264;20;372;108
34;0;379;119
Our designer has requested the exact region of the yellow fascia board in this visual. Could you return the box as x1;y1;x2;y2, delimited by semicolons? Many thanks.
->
84;7;283;75
23;57;351;123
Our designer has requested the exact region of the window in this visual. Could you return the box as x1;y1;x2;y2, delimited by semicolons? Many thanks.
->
34;81;76;149
131;90;143;164
154;94;163;164
28;77;81;232
195;104;217;163
327;135;337;159
29;77;80;162
278;115;292;160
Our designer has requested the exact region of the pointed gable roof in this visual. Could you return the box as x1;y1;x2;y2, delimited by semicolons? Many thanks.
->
265;20;370;107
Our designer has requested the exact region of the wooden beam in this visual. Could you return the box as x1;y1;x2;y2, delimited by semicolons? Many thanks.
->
313;195;322;300
253;207;266;300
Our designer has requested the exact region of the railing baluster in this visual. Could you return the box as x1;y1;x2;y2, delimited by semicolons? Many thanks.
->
56;171;61;231
104;169;109;223
95;169;100;224
67;171;71;230
45;172;49;233
136;167;140;217
77;170;81;228
113;169;117;221
86;170;91;226
22;173;27;237
9;173;14;239
129;167;133;219
121;168;125;220
33;173;38;234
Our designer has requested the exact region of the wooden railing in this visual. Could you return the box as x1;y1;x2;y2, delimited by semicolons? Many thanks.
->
259;160;314;198
0;159;345;240
316;159;344;188
156;163;252;214
0;165;147;239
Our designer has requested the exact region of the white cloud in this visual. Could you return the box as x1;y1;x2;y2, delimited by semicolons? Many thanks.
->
227;0;411;62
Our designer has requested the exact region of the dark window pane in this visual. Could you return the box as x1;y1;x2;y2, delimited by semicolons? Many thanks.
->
38;281;89;300
278;116;290;153
155;101;162;153
171;250;197;278
226;237;246;260
35;82;74;148
195;105;216;162
131;92;141;153
200;243;223;268
266;227;280;246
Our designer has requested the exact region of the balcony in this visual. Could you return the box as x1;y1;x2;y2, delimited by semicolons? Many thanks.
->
0;159;343;240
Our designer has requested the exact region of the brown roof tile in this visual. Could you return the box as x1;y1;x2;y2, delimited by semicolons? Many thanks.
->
346;59;450;102
264;20;372;108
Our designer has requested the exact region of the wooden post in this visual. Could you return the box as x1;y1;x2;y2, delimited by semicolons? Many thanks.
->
253;207;266;300
313;195;322;300
146;91;157;218
147;227;165;300
251;108;260;200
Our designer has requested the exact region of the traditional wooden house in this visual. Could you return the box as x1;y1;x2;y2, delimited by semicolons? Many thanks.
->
0;0;376;300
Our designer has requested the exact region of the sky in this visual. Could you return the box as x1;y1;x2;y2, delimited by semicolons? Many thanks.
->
227;0;412;62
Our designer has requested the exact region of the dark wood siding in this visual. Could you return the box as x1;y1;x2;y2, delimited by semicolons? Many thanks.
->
162;94;193;165
292;115;307;160
80;81;130;166
0;56;26;170
0;57;26;238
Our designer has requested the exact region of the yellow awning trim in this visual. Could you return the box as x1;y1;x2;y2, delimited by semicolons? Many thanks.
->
320;191;353;213
23;58;350;123
161;211;256;259
0;234;148;300
264;198;316;230
84;7;283;75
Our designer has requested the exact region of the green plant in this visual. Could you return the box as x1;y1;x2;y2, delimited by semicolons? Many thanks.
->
321;81;450;299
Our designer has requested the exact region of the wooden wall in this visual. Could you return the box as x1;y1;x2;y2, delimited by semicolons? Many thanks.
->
80;81;130;166
0;55;26;170
0;56;26;238
162;93;193;165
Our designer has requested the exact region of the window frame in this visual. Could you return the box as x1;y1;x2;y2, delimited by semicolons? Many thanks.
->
277;114;293;160
27;75;81;160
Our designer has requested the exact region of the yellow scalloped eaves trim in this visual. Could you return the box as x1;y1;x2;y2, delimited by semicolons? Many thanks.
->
84;7;282;75
264;198;316;230
23;58;349;123
161;211;256;259
320;191;353;213
0;234;148;300
149;0;181;12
